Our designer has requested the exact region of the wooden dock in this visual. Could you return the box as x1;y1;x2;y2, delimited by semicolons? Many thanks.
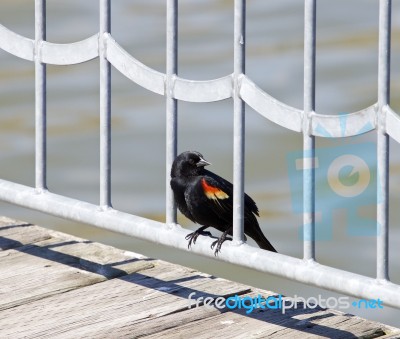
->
0;216;399;338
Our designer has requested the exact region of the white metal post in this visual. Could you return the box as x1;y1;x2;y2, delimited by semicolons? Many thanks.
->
233;0;246;244
303;0;316;261
99;0;112;209
377;0;391;281
166;0;178;225
35;0;47;192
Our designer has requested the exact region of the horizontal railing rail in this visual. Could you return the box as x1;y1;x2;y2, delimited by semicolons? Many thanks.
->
0;0;399;308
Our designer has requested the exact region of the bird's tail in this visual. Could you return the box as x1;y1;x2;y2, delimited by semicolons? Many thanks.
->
246;221;277;253
255;232;277;252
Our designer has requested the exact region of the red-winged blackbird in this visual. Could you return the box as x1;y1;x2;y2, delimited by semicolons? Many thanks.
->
170;151;277;255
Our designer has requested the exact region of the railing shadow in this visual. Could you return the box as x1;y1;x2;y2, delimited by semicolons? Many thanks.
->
0;224;380;338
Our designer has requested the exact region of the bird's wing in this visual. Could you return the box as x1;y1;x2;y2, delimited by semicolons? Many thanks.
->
203;170;259;217
187;176;233;224
201;176;230;201
199;173;258;224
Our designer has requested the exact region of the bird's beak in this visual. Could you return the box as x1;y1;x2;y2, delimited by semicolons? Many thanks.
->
197;157;211;167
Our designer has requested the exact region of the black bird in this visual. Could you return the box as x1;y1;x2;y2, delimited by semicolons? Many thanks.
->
170;151;277;255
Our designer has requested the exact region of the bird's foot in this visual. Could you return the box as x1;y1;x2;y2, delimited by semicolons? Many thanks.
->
185;228;212;249
211;235;232;256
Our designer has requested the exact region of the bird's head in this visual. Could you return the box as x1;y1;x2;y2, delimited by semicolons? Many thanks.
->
171;151;211;178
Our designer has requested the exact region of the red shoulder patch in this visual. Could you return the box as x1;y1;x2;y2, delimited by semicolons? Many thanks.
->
201;178;229;200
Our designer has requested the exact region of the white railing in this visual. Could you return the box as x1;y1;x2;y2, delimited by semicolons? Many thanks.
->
1;0;400;309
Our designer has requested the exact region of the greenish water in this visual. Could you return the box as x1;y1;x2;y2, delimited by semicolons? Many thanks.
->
1;0;400;327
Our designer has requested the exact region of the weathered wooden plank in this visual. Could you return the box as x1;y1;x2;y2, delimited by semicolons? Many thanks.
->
0;216;52;250
141;309;398;339
0;228;155;311
0;218;399;338
141;289;400;339
0;260;251;338
97;289;278;338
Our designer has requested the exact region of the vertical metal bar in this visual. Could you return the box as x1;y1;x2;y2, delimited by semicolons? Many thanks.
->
35;0;47;192
166;0;178;225
99;0;112;209
233;0;246;244
303;0;316;261
377;0;391;281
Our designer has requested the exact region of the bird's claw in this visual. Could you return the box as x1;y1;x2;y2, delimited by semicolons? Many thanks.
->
211;236;232;256
210;239;222;256
185;230;212;249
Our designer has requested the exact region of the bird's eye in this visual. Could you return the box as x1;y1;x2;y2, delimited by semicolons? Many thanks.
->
189;158;195;165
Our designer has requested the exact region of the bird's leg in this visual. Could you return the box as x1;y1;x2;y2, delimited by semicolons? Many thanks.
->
185;226;212;249
211;227;232;256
